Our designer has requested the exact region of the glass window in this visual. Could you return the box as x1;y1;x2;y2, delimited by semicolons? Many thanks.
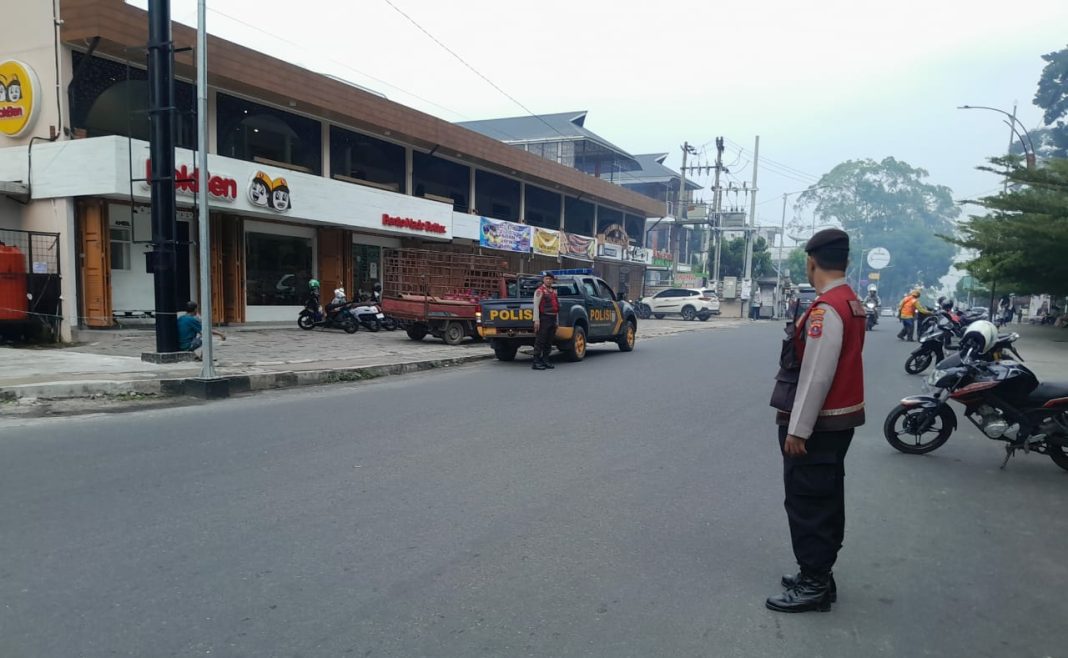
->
564;196;595;236
412;152;470;211
596;281;615;300
217;94;322;174
525;185;561;229
330;126;405;192
245;232;313;306
625;214;644;247
653;290;670;299
353;243;381;300
109;218;132;271
70;52;197;149
582;281;597;297
475;170;520;221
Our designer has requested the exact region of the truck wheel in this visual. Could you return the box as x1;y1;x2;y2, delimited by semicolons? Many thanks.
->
406;324;428;341
566;325;587;362
681;306;697;321
617;320;636;352
492;342;518;361
442;321;465;345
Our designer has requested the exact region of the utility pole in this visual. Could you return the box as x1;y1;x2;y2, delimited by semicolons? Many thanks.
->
672;142;695;284
147;0;179;354
742;135;760;319
195;0;216;377
710;137;725;286
777;193;788;319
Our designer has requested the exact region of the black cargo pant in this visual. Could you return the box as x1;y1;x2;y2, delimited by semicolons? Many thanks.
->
533;314;557;363
779;425;853;575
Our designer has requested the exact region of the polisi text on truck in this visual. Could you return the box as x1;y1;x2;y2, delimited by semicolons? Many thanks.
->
488;308;533;322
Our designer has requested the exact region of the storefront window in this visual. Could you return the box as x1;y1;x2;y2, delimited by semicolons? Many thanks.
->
245;232;313;306
564;197;595;236
412;152;470;211
353;244;381;300
109;218;132;271
625;214;645;247
217;94;322;175
525;185;561;229
69;52;197;148
475;169;520;221
330;126;405;192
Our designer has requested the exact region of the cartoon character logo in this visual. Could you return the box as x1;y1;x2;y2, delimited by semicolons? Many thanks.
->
0;61;39;138
249;171;292;212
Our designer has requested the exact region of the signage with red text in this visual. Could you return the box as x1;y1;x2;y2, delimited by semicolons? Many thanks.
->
143;160;237;201
382;213;447;234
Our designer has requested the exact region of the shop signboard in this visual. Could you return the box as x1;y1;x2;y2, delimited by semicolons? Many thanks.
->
480;217;531;253
0;60;41;138
676;263;692;273
142;159;238;202
561;232;596;260
626;246;651;264
675;273;701;287
532;227;561;256
651;249;673;269
597;243;623;260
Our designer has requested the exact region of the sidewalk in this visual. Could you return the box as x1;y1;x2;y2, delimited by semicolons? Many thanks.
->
1002;323;1068;381
0;316;746;402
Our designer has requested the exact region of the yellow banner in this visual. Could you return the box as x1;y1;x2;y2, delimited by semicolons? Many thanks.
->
533;227;561;257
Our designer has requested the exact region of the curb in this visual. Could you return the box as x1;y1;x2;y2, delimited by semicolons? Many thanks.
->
0;354;494;401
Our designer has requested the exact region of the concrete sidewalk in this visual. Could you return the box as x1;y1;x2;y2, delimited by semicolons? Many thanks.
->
0;316;746;401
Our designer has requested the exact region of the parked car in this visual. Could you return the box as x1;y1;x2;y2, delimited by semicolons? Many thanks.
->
640;288;718;321
700;290;723;315
788;284;818;317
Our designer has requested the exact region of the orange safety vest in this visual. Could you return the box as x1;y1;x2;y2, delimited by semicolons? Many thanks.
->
899;296;918;319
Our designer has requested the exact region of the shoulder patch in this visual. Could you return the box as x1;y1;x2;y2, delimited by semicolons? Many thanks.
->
808;321;823;338
847;299;866;317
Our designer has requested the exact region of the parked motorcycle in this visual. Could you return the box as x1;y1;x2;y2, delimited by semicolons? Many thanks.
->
351;303;386;331
632;299;652;320
884;323;1068;471
904;317;955;374
297;296;358;333
865;301;878;331
380;315;399;331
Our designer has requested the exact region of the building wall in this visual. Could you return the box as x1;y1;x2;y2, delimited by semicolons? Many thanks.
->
0;197;22;229
1;0;64;145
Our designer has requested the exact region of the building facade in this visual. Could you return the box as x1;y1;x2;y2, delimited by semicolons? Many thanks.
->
0;0;662;338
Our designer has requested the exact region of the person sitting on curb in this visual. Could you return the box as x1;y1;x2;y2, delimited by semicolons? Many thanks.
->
178;301;226;361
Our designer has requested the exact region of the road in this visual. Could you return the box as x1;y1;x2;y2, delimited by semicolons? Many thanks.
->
1;322;1066;657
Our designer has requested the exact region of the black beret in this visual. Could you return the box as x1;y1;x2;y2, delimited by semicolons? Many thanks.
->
805;228;850;253
542;272;556;279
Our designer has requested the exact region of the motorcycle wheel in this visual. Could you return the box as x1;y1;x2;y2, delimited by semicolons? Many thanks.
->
883;404;955;454
298;313;315;330
343;319;358;334
381;318;398;331
905;351;934;375
365;320;380;332
1048;443;1068;471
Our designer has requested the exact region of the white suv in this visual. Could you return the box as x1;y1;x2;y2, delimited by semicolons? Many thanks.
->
641;288;720;321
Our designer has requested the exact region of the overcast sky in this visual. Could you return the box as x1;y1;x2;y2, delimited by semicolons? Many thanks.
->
131;0;1066;230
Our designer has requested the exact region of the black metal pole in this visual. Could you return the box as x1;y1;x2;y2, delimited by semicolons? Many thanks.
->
147;0;179;352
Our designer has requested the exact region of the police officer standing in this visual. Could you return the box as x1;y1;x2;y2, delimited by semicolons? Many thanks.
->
532;273;559;371
767;229;866;613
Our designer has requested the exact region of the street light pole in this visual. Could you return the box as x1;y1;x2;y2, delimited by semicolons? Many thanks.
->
958;104;1037;169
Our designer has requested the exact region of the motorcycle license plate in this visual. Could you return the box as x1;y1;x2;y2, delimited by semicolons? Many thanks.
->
376;313;385;319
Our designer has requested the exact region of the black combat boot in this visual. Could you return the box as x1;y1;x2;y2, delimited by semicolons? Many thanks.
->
532;358;546;370
542;358;555;369
781;571;837;602
766;572;833;613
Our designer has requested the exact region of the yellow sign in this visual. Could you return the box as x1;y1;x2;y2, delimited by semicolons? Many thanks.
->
487;308;534;322
868;272;880;281
590;308;617;322
533;227;560;257
0;60;40;138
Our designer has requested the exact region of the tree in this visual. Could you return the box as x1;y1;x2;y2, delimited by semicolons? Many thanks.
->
785;248;808;284
950;157;1068;298
718;236;773;278
796;157;959;299
1034;44;1068;158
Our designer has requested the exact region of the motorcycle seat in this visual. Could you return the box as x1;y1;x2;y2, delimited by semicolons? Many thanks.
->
1028;381;1068;404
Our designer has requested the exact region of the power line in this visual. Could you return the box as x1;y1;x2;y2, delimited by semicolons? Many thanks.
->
723;137;820;182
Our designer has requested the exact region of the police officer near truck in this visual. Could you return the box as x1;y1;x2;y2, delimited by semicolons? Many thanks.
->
532;273;559;371
767;228;866;613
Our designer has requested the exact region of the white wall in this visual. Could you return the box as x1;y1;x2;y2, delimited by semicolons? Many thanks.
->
108;204;196;313
0;0;63;146
0;197;21;229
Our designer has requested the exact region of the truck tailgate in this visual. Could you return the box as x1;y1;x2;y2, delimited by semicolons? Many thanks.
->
479;300;535;334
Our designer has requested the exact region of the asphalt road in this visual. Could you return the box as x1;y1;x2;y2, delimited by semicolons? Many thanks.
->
1;322;1066;658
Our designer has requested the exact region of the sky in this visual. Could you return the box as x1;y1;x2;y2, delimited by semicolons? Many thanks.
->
130;0;1066;236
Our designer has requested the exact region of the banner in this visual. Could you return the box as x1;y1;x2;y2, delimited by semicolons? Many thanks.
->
561;232;596;260
480;217;531;253
532;227;561;257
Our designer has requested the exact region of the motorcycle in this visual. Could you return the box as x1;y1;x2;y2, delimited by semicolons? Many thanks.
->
297;296;358;333
865;301;878;331
351;302;386;332
632;299;652;320
884;333;1068;471
380;315;399;331
904;316;955;374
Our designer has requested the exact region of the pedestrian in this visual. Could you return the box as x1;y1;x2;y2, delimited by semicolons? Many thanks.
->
531;273;558;371
767;228;865;613
896;290;920;341
751;293;763;320
178;301;226;361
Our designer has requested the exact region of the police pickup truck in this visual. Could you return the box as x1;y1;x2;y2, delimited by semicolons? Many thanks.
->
477;271;638;362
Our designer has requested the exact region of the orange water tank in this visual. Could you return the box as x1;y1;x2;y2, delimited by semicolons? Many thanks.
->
0;245;28;320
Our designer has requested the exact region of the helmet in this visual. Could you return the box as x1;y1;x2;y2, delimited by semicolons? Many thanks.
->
867;283;878;293
309;279;320;289
940;298;954;311
960;319;997;355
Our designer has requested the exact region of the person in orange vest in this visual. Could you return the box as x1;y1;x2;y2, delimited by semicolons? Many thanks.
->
897;290;921;341
768;228;866;613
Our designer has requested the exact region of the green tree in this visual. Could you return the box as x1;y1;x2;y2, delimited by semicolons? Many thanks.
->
950;157;1068;297
796;157;959;298
1033;44;1068;158
718;236;773;278
785;247;808;284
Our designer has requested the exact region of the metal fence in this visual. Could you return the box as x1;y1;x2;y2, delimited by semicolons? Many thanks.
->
0;228;63;342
